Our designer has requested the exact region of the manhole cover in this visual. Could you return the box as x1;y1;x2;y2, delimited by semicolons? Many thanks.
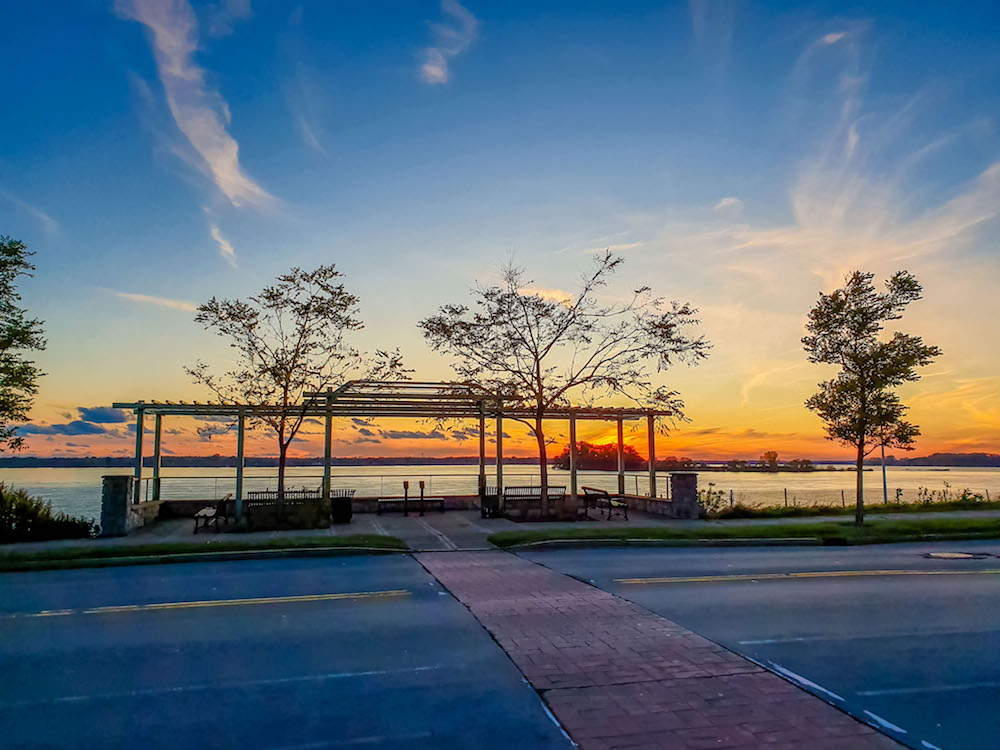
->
923;552;993;560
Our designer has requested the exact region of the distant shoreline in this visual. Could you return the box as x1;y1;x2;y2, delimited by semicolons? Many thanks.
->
1;451;996;469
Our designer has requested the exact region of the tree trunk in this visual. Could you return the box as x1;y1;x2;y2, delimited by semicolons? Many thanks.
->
855;441;865;526
536;417;549;519
278;442;288;502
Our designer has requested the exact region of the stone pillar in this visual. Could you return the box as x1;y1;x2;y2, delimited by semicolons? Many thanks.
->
669;472;700;519
101;475;134;537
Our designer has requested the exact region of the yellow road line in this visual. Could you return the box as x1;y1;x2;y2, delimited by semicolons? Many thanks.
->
615;569;1000;585
3;589;411;619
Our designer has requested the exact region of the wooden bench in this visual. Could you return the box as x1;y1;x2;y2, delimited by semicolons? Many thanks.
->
581;486;629;520
193;494;233;534
377;482;444;516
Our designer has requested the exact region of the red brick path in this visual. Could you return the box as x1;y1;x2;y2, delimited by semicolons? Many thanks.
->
418;551;898;749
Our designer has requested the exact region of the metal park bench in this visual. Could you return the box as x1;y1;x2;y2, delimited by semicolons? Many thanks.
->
581;486;629;521
245;486;324;528
193;494;234;534
377;481;444;517
502;485;567;520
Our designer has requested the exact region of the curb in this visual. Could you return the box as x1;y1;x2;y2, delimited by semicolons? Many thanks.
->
0;545;408;573
504;537;823;550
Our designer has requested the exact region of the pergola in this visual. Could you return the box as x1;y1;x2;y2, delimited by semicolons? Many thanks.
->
114;381;673;515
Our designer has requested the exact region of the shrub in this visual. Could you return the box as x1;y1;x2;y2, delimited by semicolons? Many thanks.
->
0;484;98;543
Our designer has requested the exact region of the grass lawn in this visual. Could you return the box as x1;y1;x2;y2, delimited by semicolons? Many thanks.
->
488;517;1000;548
707;499;1000;520
0;534;407;572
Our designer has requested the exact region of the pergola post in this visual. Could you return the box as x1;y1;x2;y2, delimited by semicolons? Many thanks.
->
152;413;162;502
496;411;504;507
133;406;144;504
323;392;333;503
569;413;578;501
617;418;625;495
478;408;486;497
235;407;246;519
647;413;657;498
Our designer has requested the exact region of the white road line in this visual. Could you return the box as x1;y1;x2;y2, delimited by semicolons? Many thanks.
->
740;627;1000;645
864;710;908;734
767;662;845;702
921;740;945;750
266;732;434;749
858;680;1000;697
0;665;443;709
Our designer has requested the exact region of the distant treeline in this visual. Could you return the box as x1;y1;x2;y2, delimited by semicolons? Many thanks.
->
866;452;1000;468
0;455;541;469
551;444;823;472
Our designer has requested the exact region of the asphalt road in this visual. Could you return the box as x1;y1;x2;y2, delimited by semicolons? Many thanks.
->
0;555;571;749
522;540;1000;750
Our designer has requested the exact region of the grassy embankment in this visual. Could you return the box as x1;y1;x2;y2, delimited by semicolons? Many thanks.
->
0;534;407;572
709;499;1000;520
488;517;1000;548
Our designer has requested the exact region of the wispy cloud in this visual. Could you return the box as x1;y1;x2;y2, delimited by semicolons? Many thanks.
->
522;287;572;304
210;224;238;267
419;0;479;84
0;187;58;233
713;197;743;219
204;0;252;37
115;0;274;209
102;288;198;312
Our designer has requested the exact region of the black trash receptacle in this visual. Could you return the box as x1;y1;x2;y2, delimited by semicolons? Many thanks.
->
331;494;353;524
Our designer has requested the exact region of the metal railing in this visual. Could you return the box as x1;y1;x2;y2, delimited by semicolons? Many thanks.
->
141;470;664;502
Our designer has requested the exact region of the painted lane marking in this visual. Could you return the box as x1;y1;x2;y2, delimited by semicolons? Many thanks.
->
864;710;908;734
0;665;443;709
921;741;945;750
266;732;435;749
858;680;1000;697
767;662;845;702
615;568;1000;585
0;589;411;619
739;627;1000;645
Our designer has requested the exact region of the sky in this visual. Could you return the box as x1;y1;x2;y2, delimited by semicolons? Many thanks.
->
1;0;999;461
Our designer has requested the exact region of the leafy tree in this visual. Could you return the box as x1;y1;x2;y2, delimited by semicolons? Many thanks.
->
0;237;46;452
803;270;941;525
187;265;405;497
759;450;779;470
420;251;709;515
552;441;644;471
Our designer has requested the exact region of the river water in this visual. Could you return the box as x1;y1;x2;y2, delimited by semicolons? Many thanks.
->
2;465;998;522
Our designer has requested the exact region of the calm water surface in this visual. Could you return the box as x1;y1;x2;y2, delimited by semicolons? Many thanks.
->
2;465;998;521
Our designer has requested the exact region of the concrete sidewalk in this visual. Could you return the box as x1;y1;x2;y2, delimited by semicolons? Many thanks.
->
6;506;1000;557
418;551;898;749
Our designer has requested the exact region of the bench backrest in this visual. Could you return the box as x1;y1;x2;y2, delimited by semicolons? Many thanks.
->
503;485;567;500
581;486;610;499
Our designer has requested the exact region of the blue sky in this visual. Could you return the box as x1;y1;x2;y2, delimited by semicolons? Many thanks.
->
2;1;999;459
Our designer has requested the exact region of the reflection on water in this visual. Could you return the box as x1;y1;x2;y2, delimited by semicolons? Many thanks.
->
1;464;998;521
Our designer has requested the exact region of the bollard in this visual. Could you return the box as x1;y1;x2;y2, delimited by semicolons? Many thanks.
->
784;488;788;507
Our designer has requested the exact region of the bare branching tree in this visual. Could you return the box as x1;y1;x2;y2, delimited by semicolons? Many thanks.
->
420;251;709;514
186;265;406;497
803;270;941;525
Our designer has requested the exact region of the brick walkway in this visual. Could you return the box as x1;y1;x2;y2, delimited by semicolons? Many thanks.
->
418;551;898;749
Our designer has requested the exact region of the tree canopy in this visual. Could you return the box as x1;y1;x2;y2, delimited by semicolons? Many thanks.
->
0;236;46;452
803;270;941;524
420;251;709;515
187;265;405;495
